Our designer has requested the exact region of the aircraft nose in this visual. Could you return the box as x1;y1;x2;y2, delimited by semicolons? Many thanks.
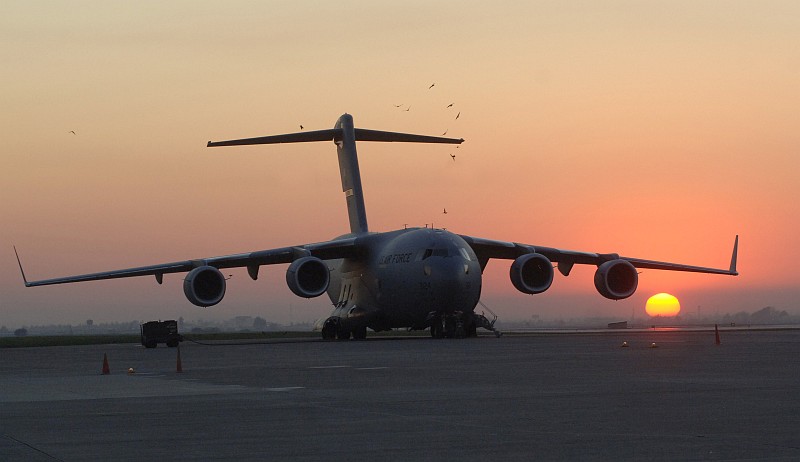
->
425;258;478;311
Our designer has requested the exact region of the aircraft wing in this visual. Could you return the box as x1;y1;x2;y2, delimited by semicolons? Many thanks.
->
15;237;359;287
458;235;739;277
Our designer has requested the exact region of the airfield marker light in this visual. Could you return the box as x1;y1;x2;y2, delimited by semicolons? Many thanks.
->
621;341;629;348
650;342;658;349
128;367;135;375
102;353;110;375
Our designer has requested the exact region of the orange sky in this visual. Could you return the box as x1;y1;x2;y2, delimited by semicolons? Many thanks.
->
2;1;798;327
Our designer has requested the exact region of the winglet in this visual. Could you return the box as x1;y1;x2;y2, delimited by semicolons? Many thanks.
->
729;235;739;275
13;246;31;287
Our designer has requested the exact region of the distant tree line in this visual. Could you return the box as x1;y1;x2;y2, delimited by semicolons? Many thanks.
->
718;306;794;326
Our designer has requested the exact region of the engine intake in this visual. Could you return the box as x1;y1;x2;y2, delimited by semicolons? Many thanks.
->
183;265;226;307
510;253;554;294
594;259;638;300
286;256;330;298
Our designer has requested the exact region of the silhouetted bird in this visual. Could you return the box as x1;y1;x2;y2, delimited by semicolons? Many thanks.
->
394;104;402;107
443;208;447;214
428;83;435;89
405;106;411;111
450;154;456;161
300;125;303;130
69;130;76;135
442;129;448;135
455;112;460;120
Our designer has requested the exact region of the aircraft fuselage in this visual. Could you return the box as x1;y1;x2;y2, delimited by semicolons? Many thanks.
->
325;227;482;333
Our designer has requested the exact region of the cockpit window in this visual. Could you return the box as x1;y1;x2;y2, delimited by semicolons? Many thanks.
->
421;247;471;260
421;248;450;260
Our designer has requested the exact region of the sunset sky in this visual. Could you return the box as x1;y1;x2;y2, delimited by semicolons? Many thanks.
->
2;1;798;327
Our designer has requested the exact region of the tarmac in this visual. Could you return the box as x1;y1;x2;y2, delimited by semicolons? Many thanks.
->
2;328;799;461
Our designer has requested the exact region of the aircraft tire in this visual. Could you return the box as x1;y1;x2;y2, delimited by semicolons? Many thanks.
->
321;317;340;340
430;320;442;338
454;324;466;339
353;326;367;340
444;317;456;338
336;328;351;341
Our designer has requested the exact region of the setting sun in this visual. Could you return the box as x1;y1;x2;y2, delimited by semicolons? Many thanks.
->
645;293;681;317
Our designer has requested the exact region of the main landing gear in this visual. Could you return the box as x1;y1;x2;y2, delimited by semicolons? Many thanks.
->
321;316;367;341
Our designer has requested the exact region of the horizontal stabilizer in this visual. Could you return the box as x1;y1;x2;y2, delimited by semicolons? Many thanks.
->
353;128;463;144
208;129;340;147
208;126;464;148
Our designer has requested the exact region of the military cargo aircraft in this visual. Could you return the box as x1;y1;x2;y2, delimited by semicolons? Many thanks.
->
16;114;738;339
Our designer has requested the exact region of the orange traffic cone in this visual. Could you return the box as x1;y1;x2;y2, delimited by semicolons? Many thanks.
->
102;353;110;375
176;344;183;373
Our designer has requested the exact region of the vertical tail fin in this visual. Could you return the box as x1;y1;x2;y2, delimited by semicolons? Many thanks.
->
334;114;368;233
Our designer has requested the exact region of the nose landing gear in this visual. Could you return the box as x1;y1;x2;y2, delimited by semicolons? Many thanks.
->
427;307;502;339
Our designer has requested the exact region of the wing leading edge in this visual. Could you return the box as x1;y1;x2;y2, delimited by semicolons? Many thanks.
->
459;235;739;277
14;237;359;288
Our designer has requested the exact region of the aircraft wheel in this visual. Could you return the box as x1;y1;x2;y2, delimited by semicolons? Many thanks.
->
444;317;456;338
336;328;351;340
353;326;367;340
321;321;337;340
430;320;442;339
322;317;344;340
454;323;466;339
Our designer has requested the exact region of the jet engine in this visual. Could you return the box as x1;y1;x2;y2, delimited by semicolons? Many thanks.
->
183;265;226;307
594;259;638;300
286;256;330;298
510;253;554;294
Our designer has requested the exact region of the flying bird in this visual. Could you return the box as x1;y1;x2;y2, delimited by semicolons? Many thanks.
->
443;208;447;214
300;125;304;130
393;104;403;108
446;103;454;108
404;106;411;112
69;130;76;135
450;154;456;161
428;83;435;89
455;112;460;120
442;129;448;136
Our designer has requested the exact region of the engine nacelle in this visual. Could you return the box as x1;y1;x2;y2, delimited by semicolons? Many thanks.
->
183;265;226;307
286;256;330;298
510;253;554;294
594;259;638;300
